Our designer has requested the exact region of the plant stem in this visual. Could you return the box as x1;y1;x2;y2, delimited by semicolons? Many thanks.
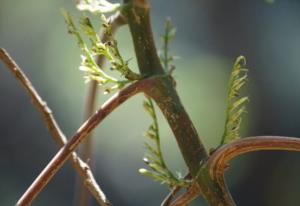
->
164;136;300;205
15;75;161;206
123;0;164;76
121;1;239;205
123;0;208;175
160;173;192;206
169;186;200;206
0;48;111;206
207;135;300;192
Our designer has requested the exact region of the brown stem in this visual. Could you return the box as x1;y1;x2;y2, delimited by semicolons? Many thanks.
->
77;12;126;206
160;187;182;206
160;174;192;206
169;186;200;206
123;0;216;203
15;75;160;206
166;136;300;205
207;136;300;189
123;0;207;174
0;48;111;206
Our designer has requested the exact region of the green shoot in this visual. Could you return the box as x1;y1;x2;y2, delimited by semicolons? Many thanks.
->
139;96;188;188
62;10;140;93
160;18;177;74
220;56;249;145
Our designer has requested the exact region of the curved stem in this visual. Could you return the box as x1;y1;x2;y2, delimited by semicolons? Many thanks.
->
170;136;300;205
15;76;159;206
208;136;300;181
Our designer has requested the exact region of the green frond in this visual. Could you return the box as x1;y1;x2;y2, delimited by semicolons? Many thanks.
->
220;56;249;145
160;18;177;74
140;96;189;188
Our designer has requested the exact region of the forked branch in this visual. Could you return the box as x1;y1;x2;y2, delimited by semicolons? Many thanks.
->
0;48;111;206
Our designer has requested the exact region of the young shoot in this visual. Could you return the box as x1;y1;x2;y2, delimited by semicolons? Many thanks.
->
62;9;140;94
220;56;249;145
139;96;189;188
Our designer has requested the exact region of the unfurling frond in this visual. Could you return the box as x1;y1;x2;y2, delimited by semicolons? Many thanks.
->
220;56;249;145
62;9;140;94
139;96;188;188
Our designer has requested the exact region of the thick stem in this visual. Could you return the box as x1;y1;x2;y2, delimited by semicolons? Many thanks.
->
15;76;159;206
123;0;164;76
144;77;207;175
122;0;232;204
122;1;240;205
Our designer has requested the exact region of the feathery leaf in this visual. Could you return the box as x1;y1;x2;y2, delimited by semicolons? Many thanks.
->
220;56;249;145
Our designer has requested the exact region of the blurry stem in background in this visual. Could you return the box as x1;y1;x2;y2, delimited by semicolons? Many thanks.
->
77;11;126;206
0;48;111;206
14;75;162;206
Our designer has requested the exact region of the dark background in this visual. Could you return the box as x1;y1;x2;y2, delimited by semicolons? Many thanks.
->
1;0;300;205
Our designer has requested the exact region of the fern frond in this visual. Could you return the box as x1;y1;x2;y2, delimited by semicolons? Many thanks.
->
139;96;188;188
220;56;249;145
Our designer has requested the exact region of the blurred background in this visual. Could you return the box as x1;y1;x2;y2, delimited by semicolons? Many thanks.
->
1;0;300;205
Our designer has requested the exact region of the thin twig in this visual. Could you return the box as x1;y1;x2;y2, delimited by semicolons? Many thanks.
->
160;173;192;206
169;186;199;206
78;12;126;206
15;75;160;206
0;48;111;206
160;187;181;206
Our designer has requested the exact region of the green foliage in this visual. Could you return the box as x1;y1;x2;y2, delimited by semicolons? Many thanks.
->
160;18;177;74
62;10;140;94
139;96;188;188
76;0;121;14
220;56;249;145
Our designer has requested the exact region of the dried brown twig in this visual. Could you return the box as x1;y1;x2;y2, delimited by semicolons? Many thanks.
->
0;48;111;206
